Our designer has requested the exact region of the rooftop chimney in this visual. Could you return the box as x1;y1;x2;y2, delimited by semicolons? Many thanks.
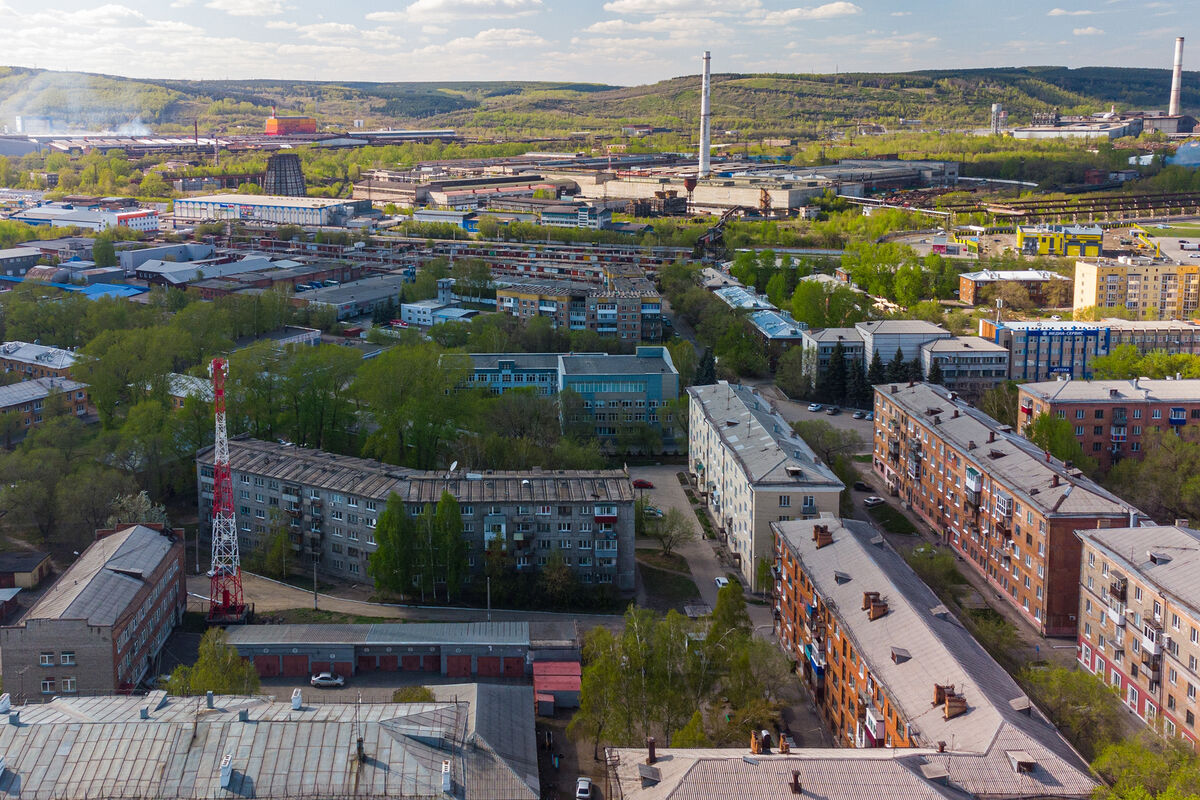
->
699;51;712;179
291;688;302;710
790;770;802;794
7;712;18;727
442;759;453;794
647;737;657;764
206;690;214;709
1170;37;1185;117
219;754;233;789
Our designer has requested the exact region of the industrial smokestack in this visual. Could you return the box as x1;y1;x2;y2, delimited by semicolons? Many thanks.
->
699;51;712;179
1170;37;1185;117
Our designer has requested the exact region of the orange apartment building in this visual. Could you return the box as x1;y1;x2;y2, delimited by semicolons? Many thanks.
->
772;516;1096;774
873;382;1146;636
1017;378;1200;470
1077;525;1200;751
0;341;77;379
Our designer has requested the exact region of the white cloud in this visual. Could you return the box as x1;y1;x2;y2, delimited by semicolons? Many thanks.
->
205;0;287;16
601;0;761;15
890;11;910;16
1048;7;1094;15
367;0;543;23
752;2;862;26
169;0;193;7
1073;25;1104;35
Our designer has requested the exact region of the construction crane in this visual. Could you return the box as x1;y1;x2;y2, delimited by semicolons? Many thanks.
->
207;357;246;623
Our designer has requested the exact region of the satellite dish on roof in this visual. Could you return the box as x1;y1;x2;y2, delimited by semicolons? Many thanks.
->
449;460;458;473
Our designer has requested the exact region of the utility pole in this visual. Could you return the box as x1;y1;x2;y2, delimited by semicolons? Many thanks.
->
486;577;491;622
313;556;318;611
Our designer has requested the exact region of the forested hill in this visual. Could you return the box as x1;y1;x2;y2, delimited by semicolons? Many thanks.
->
0;64;1195;138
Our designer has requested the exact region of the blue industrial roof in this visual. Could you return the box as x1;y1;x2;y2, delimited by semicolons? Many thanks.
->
0;276;147;299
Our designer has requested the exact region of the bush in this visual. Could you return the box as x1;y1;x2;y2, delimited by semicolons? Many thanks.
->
393;686;436;703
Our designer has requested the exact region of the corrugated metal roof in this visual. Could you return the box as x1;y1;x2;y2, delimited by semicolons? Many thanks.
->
0;377;86;409
21;526;177;626
0;686;538;800
225;622;531;648
1079;525;1200;618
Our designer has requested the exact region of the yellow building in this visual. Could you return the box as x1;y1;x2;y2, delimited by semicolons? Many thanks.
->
1074;257;1200;319
1018;224;1104;257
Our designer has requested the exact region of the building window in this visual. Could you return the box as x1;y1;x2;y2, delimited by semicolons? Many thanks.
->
779;495;790;507
61;677;76;693
60;652;75;666
39;653;53;666
40;679;55;694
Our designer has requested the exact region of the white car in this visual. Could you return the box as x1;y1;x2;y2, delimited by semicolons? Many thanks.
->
714;576;730;588
310;672;345;688
863;496;885;508
575;777;593;800
807;403;822;412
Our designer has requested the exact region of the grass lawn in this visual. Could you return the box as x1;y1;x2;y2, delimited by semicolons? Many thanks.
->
637;561;701;610
1148;225;1200;238
636;550;690;573
852;454;872;463
868;503;917;535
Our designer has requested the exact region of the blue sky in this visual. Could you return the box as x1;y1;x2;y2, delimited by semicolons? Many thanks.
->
0;0;1190;83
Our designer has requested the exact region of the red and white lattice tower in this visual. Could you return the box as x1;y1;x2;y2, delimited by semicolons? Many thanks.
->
208;357;244;620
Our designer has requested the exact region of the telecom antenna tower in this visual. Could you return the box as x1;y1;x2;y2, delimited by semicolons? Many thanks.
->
208;357;246;622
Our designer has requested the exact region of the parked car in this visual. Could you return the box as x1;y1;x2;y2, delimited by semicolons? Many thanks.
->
632;478;655;489
853;481;870;492
575;777;593;800
644;506;664;518
714;576;730;588
825;406;841;416
864;412;874;421
310;672;345;688
807;403;822;412
852;411;865;420
863;496;885;508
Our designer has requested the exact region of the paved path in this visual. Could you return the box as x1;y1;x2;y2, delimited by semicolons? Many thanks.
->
185;572;625;628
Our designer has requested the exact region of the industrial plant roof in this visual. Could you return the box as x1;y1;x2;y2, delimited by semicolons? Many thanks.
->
226;622;530;648
879;382;1142;519
0;685;539;800
0;247;40;260
303;274;414;305
688;382;841;490
0;341;77;370
713;285;776;311
1021;377;1200;404
179;194;356;209
1077;526;1200;618
21;525;177;626
204;438;632;504
0;377;86;408
959;269;1067;282
772;518;1096;796
920;336;1008;354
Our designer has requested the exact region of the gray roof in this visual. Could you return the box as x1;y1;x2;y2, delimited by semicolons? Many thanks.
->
0;686;538;800
560;348;677;376
880;382;1142;519
921;336;1008;354
0;247;41;260
772;518;1096;796
0;341;76;370
468;353;571;372
226;622;530;648
1078;525;1200;619
304;274;413;305
0;551;49;573
802;327;864;346
1020;378;1200;404
688;383;842;490
959;269;1066;282
21;525;177;626
0;377;86;409
747;309;808;340
713;285;776;311
856;320;952;336
206;438;633;505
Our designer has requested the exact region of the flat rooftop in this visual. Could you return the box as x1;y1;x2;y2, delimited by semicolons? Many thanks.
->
226;621;530;647
178;194;355;209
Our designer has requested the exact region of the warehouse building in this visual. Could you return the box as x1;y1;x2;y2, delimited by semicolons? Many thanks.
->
873;382;1146;636
227;621;530;679
196;438;636;590
688;382;842;590
0;524;185;698
855;320;952;371
0;246;41;277
770;518;1097;797
302;273;413;320
0;685;539;800
1077;524;1200;751
173;195;371;227
1017;225;1103;258
10;204;159;232
1017;377;1200;469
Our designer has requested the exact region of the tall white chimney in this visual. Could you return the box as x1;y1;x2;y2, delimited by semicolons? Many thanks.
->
1170;37;1185;117
699;50;712;179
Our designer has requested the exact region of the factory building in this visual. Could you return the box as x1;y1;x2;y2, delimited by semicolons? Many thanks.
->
0;524;185;698
196;437;636;590
1017;377;1200;469
0;685;539;800
173;195;370;227
264;114;317;136
1017;225;1103;258
11;204;158;232
958;269;1072;306
873;382;1146;636
301;273;413;320
1077;524;1200;751
0;247;42;277
772;519;1098;789
688;382;843;590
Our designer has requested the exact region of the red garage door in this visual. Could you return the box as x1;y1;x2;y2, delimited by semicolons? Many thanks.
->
357;655;376;673
502;658;524;678
446;655;471;677
333;661;353;677
310;661;330;674
380;655;399;671
282;655;309;677
254;655;281;677
477;657;501;677
402;655;421;671
423;655;440;672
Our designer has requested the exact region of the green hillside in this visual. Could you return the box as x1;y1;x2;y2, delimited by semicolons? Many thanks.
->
0;65;1195;138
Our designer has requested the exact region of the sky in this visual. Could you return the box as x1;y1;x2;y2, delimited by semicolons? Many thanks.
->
0;0;1191;84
